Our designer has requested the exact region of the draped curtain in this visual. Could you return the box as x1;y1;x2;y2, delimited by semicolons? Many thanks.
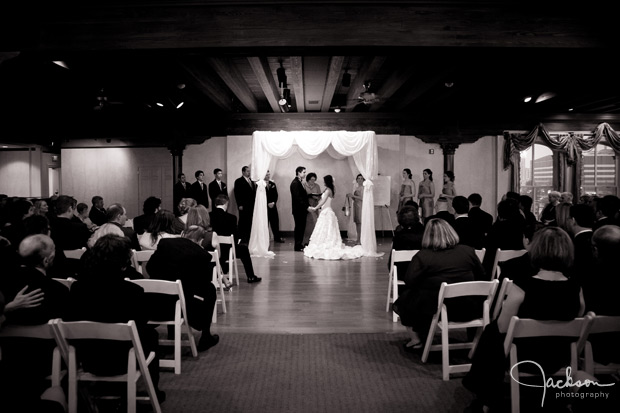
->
248;131;381;258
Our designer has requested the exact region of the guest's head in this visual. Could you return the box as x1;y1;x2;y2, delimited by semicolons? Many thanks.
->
555;202;573;232
592;225;620;264
548;191;561;205
452;196;469;215
356;174;365;185
404;200;418;209
518;195;533;213
306;172;317;183
528;227;574;273
33;199;49;216
323;175;335;195
443;171;455;183
468;193;482;208
560;192;574;204
87;223;124;249
142;196;162;215
55;195;75;217
178;173;186;183
595;195;620;220
147;210;177;243
296;166;306;179
182;225;206;245
186;205;211;230
423;169;433;181
402;169;412;180
106;203;127;225
569;203;595;230
503;191;520;201
497;198;521;221
397;205;420;228
18;234;55;270
76;203;89;219
23;215;51;237
88;234;133;279
91;196;104;209
241;166;251;178
214;194;229;211
178;198;196;215
421;218;459;251
8;198;34;223
195;170;205;182
213;168;222;179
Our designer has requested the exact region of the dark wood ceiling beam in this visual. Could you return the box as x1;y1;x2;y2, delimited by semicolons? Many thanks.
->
320;56;344;112
392;72;447;111
207;57;257;113
369;60;417;112
346;56;386;105
289;56;305;113
247;56;280;113
178;60;235;112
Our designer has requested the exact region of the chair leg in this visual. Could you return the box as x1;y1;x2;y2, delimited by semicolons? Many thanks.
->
128;351;137;413
212;301;217;324
468;326;483;359
174;321;181;374
422;315;439;363
386;273;393;312
510;348;520;413
68;349;78;413
441;321;450;381
185;323;198;358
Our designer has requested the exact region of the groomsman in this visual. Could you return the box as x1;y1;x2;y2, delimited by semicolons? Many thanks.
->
208;168;227;207
190;170;209;208
290;166;310;251
265;170;285;243
173;173;191;215
233;166;256;244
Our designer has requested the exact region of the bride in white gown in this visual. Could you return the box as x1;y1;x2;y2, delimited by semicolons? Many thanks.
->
303;175;364;260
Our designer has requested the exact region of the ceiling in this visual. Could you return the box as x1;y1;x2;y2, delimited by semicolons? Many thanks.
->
1;1;619;149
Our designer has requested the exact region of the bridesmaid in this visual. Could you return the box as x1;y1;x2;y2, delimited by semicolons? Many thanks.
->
398;168;416;213
302;172;322;246
418;169;435;222
436;171;456;214
347;174;365;244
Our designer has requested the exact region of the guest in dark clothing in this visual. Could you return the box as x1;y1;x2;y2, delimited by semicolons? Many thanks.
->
50;195;91;251
88;195;107;227
146;226;219;352
467;193;493;238
518;194;539;240
481;198;525;279
452;196;484;249
567;203;595;284
426;199;455;228
539;190;561;226
64;234;165;402
388;204;424;277
173;173;192;215
0;198;34;248
233;166;256;244
106;203;141;251
265;170;284;243
593;194;620;231
393;218;486;350
133;196;161;235
463;226;584;412
190;170;210;209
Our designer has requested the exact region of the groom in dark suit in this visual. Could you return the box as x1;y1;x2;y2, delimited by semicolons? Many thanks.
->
290;166;310;251
233;166;256;244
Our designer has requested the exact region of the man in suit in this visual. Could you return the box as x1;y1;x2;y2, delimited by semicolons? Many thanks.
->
233;166;256;244
265;170;284;243
50;195;91;251
389;204;424;276
146;226;220;351
88;195;107;227
567;203;595;284
208;168;227;207
106;203;141;251
210;194;261;283
452;196;484;249
467;193;493;237
290;166;310;251
593;195;620;231
190;170;209;209
173;173;191;215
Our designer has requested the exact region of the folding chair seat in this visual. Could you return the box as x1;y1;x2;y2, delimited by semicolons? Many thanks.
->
215;234;240;286
385;249;419;322
129;279;198;374
210;249;227;323
491;249;527;280
576;312;620;376
503;315;593;413
421;280;499;380
50;319;162;413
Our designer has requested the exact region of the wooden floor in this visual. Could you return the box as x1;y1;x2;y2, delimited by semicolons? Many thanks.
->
212;236;404;334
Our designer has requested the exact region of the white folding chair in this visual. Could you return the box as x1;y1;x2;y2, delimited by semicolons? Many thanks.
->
132;250;155;277
210;249;227;323
129;279;198;374
492;277;514;321
0;320;63;386
50;319;162;413
386;249;419;322
53;277;77;289
64;247;86;260
576;312;620;376
491;249;527;280
474;248;486;263
214;234;240;286
421;280;499;380
504;315;593;413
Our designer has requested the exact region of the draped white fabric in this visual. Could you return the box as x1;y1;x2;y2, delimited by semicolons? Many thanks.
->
248;131;382;258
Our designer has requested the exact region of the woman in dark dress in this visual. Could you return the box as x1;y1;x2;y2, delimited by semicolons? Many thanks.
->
463;227;584;412
393;218;486;350
303;172;322;245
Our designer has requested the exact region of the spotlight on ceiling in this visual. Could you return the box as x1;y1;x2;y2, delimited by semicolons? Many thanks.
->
523;96;532;103
156;102;164;107
334;107;341;113
568;108;574;112
176;101;184;109
535;92;557;103
177;83;186;90
52;61;69;70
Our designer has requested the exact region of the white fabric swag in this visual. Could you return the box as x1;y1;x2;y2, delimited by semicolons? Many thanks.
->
248;130;382;258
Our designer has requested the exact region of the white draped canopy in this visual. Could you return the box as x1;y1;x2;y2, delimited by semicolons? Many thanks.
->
248;130;382;258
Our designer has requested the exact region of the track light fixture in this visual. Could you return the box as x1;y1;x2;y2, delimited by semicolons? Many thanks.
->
277;60;287;88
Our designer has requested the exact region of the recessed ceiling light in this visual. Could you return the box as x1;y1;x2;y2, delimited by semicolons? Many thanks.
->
568;108;574;112
524;96;532;103
52;61;69;69
176;102;184;109
156;102;164;107
535;92;556;103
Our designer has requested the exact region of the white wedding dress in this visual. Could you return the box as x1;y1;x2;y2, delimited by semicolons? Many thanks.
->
303;190;365;260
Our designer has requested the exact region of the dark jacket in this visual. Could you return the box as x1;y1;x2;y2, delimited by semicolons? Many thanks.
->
190;181;210;208
290;177;309;215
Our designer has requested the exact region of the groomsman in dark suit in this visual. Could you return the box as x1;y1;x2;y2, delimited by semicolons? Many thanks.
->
233;166;256;244
452;196;484;249
173;173;191;215
208;168;227;207
190;170;209;208
290;166;310;251
264;170;285;243
467;193;493;237
210;194;261;283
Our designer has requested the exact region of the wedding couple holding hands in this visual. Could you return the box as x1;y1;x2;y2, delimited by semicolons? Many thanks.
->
290;166;364;260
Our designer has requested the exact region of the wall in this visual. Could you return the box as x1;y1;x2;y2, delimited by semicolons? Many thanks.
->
0;147;42;197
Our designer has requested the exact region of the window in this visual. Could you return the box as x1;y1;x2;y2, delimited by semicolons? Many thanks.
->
581;141;617;197
519;144;554;217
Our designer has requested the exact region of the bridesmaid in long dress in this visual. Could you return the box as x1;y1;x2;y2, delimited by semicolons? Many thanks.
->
302;172;321;245
418;169;435;222
347;174;365;244
436;171;456;214
397;168;416;213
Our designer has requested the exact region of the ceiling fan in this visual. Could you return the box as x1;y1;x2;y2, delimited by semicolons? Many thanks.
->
331;81;381;112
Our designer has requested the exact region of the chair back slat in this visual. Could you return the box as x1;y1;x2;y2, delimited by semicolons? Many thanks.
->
215;235;234;245
492;249;527;279
53;320;136;342
130;279;181;296
440;280;499;300
0;322;55;339
392;249;419;264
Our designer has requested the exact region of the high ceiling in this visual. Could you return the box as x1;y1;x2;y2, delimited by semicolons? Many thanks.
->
1;1;619;149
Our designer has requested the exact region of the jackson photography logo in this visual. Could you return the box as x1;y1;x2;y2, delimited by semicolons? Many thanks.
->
510;361;616;407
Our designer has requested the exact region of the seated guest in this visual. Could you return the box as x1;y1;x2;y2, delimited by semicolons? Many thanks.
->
467;193;493;238
539;190;561;226
593;194;620;230
75;202;97;232
0;198;35;247
560;191;574;205
518;194;539;240
567;203;595;284
392;218;485;351
177;197;196;225
463;227;584;412
133;196;161;236
50;195;91;251
138;210;180;250
388;205;424;277
481;198;525;278
32;199;49;218
146;226;220;352
583;225;620;365
106;203;141;251
452;196;484;249
426;200;455;228
64;235;165;403
88;195;107;226
210;194;262;284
